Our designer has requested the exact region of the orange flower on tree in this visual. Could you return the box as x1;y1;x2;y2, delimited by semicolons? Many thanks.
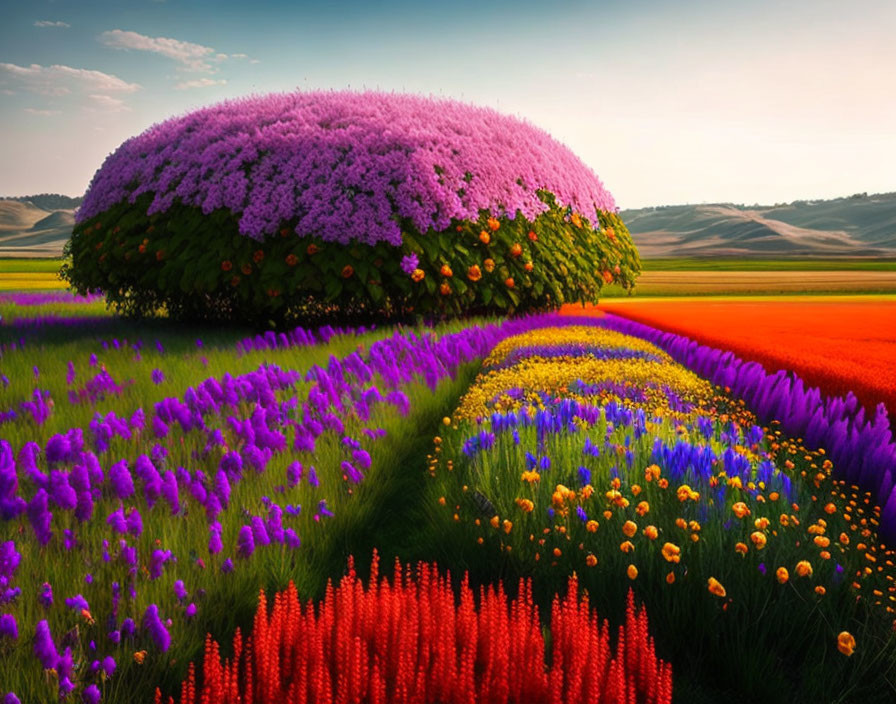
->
479;231;491;244
571;212;582;228
487;217;500;231
483;258;495;273
253;249;265;263
505;277;515;289
411;268;425;282
467;265;482;282
440;264;453;277
221;260;233;272
524;261;534;272
528;230;538;241
341;265;354;278
510;243;522;257
241;263;253;276
307;243;319;255
440;282;451;296
285;254;298;267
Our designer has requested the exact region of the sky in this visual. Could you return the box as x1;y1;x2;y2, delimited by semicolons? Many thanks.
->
0;0;894;209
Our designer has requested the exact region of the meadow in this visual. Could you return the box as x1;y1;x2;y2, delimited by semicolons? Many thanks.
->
2;289;895;704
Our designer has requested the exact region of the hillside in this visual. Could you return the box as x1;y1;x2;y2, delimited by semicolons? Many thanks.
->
0;198;76;257
621;192;896;258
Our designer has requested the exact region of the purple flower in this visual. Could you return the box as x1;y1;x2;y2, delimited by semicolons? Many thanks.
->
151;368;165;385
106;507;127;534
0;614;17;640
221;558;234;574
38;582;53;608
208;523;223;555
5;693;22;704
82;684;101;704
33;620;58;669
65;594;89;612
26;489;53;546
126;507;143;537
102;655;116;678
108;461;135;500
142;603;171;652
185;603;197;619
236;525;255;558
400;253;420;275
173;580;187;601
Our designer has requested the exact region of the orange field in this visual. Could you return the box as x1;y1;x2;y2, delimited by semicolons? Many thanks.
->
561;297;896;416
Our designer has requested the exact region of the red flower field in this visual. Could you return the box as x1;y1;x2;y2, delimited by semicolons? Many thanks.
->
563;297;896;416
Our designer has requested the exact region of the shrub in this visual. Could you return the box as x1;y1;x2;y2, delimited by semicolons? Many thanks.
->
63;91;640;325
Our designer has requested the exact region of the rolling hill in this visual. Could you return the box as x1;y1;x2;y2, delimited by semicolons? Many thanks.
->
620;192;896;258
0;198;77;257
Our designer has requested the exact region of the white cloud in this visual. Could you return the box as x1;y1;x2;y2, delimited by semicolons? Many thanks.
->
0;63;140;96
175;78;227;91
24;107;60;116
100;29;219;72
34;20;70;28
231;53;248;59
86;94;131;112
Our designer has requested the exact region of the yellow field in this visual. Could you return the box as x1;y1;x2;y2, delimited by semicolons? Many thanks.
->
0;272;68;290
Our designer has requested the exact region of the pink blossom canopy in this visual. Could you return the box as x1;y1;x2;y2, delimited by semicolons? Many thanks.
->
78;90;618;246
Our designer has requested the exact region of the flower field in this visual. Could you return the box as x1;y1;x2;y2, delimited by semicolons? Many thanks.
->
591;298;896;415
2;292;896;704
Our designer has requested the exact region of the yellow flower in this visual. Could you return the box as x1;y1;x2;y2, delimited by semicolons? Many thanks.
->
484;258;496;272
837;631;856;656
662;542;681;563
643;525;659;540
645;465;661;482
622;520;638;538
754;517;770;530
707;577;727;598
732;502;751;518
627;564;638;580
776;567;789;584
795;560;813;578
677;485;699;502
750;531;767;549
521;470;540;484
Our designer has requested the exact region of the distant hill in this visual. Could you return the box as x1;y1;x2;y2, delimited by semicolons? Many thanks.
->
0;196;77;258
620;192;896;258
1;193;83;211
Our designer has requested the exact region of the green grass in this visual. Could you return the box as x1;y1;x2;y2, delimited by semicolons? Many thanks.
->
0;257;64;273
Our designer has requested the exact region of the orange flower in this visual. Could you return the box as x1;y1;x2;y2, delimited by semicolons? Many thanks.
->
645;465;661;482
307;243;319;255
221;260;233;272
643;525;658;540
487;217;500;231
622;520;638;538
627;564;638;580
138;243;147;254
707;577;727;598
735;542;748;555
602;270;614;284
636;501;650;516
411;268;425;282
750;531;767;549
285;254;298;267
505;277;515;289
732;502;751;519
662;542;681;563
677;485;699;502
230;276;241;287
754;517;770;530
467;265;482;282
479;231;491;245
528;230;538;241
156;250;164;261
515;498;534;513
241;263;252;276
253;249;265;263
571;212;582;228
134;650;147;664
815;585;826;595
837;631;856;656
440;282;451;296
440;264;453;277
795;560;813;578
824;502;837;514
586;554;598;567
620;541;634;553
502;519;512;534
666;572;676;584
605;226;616;242
341;265;354;278
483;258;495;273
510;243;522;257
585;520;599;533
776;567;789;584
524;261;534;272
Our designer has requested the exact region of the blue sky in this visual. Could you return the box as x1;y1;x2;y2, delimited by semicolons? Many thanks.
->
1;0;894;208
